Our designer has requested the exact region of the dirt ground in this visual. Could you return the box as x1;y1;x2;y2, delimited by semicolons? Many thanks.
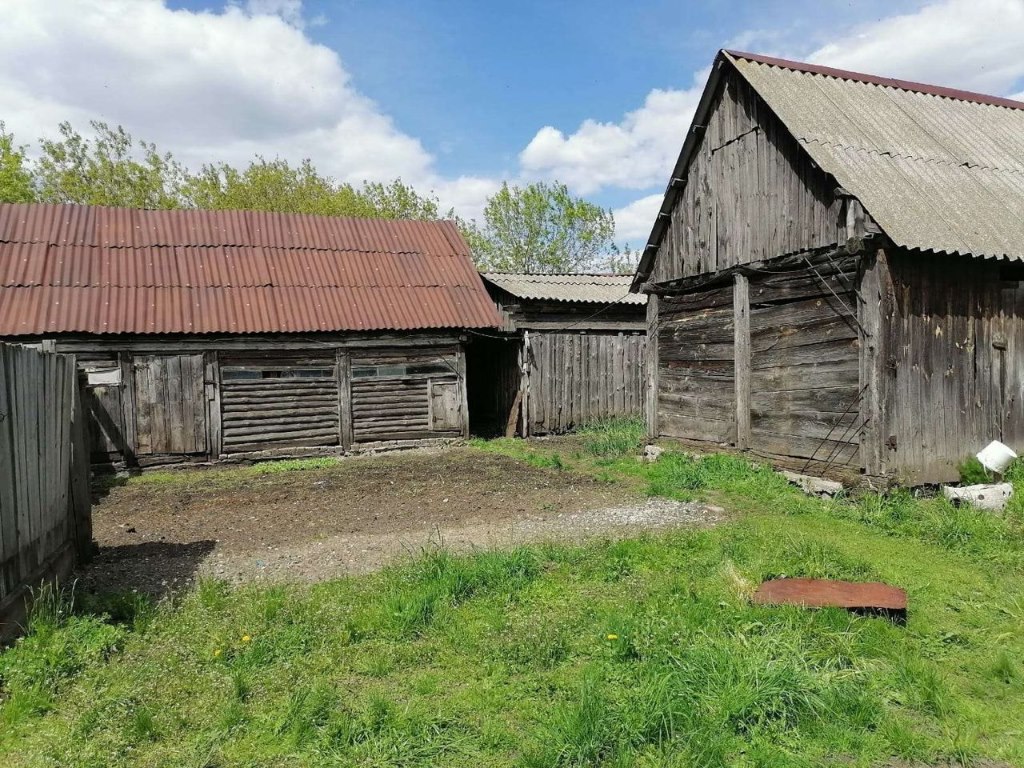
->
78;446;723;595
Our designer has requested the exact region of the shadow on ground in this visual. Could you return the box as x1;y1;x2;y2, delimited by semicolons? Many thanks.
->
75;539;216;599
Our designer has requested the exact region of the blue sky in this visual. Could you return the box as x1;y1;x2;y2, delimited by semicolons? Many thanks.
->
4;0;1024;245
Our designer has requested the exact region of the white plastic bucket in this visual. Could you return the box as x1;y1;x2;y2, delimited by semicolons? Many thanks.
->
976;440;1018;474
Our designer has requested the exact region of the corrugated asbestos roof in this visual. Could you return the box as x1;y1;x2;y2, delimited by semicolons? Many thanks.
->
633;49;1024;288
0;204;501;335
481;273;645;305
729;52;1024;261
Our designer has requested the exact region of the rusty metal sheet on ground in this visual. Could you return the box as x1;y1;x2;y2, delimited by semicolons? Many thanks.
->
752;578;907;615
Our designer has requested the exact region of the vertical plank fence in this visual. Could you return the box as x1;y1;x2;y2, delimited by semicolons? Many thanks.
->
0;343;91;640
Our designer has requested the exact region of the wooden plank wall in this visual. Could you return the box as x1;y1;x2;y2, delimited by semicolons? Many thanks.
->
526;331;646;435
651;68;842;284
220;354;339;455
133;354;207;455
746;256;862;470
657;283;735;442
883;250;1024;484
655;255;863;472
350;348;464;442
0;343;91;639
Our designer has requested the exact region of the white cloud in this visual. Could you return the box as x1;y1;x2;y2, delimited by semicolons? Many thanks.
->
519;73;707;195
612;194;663;244
808;0;1024;95
0;0;494;220
518;0;1024;204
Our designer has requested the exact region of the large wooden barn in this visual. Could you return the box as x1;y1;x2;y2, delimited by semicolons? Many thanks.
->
632;50;1024;484
0;203;500;466
471;273;646;436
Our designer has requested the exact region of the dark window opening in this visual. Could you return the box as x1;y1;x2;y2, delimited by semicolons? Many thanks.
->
223;368;334;381
352;361;453;379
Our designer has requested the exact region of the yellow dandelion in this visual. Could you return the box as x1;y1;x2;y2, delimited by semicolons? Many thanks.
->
241;635;251;644
606;633;619;641
214;648;222;657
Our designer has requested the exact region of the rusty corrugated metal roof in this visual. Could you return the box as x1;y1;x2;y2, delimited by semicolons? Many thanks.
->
481;273;645;305
0;204;500;335
633;49;1024;289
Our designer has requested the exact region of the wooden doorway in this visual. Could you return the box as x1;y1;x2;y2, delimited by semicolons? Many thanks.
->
132;354;208;456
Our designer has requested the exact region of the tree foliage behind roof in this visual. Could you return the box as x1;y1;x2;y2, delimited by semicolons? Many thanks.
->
0;121;635;273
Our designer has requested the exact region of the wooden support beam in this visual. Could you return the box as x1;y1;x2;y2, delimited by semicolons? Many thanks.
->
858;249;892;477
336;350;353;451
733;274;751;450
645;294;660;439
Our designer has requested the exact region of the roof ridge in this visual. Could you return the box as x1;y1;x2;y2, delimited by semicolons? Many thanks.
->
724;50;1024;112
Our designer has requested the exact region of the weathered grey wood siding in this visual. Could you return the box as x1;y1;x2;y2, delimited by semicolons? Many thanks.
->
746;257;861;470
526;331;646;435
651;68;842;285
22;333;469;464
881;250;1024;484
0;343;91;639
133;354;207;456
657;283;735;442
655;255;862;471
350;347;466;443
220;354;339;454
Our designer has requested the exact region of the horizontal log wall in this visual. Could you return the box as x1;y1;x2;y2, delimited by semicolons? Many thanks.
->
220;354;339;455
527;331;646;435
657;282;735;442
655;255;864;472
747;256;861;470
0;343;91;640
350;348;464;442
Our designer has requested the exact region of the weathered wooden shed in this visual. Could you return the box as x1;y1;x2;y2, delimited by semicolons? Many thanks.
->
632;50;1024;484
0;203;500;466
469;273;646;436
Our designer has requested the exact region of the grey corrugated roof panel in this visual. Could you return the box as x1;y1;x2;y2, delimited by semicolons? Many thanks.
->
481;273;646;305
729;54;1024;262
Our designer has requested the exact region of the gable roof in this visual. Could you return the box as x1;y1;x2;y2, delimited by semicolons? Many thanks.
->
0;204;500;336
634;49;1024;288
481;273;645;305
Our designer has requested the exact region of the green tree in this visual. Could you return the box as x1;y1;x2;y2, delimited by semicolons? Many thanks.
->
0;123;36;203
35;121;187;208
598;242;641;275
467;181;615;273
184;157;446;221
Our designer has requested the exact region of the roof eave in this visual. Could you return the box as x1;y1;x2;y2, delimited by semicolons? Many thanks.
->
631;50;735;292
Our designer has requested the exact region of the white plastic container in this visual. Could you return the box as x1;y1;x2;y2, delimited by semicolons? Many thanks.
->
976;440;1018;474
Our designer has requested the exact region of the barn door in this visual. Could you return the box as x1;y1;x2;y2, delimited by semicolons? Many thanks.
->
132;354;208;455
429;380;462;432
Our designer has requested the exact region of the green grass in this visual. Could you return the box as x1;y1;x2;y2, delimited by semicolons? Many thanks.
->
94;456;340;492
4;443;1024;766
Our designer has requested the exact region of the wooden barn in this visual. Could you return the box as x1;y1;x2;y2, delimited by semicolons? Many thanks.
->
0;203;501;466
469;273;646;436
632;50;1024;484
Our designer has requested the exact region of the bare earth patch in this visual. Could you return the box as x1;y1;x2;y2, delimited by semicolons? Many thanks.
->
78;447;723;594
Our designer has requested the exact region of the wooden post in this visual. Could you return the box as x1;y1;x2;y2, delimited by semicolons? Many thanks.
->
118;352;138;466
67;357;93;560
456;344;470;439
521;331;531;438
204;351;222;460
336;350;353;450
733;274;751;450
858;249;893;478
645;293;660;439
